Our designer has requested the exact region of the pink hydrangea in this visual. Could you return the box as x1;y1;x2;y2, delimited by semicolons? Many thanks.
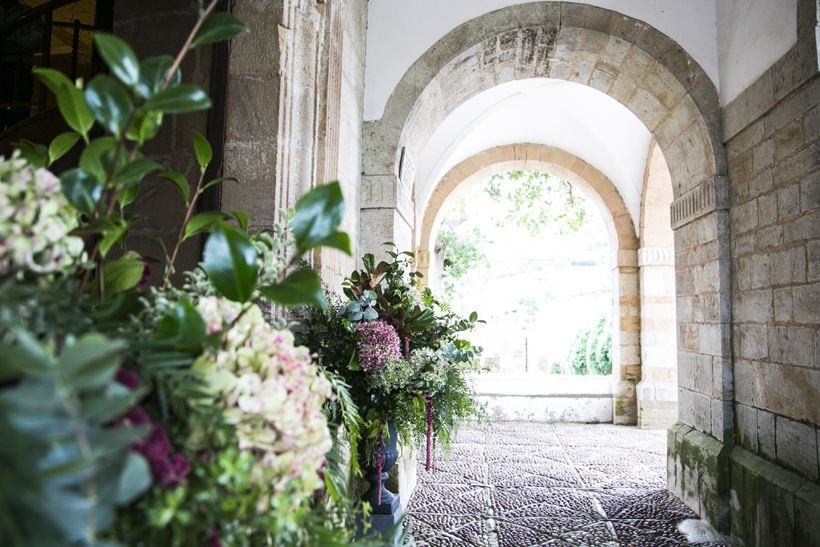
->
356;320;401;372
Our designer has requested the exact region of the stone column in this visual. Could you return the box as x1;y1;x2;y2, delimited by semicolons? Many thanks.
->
636;246;678;428
612;249;641;425
360;172;414;258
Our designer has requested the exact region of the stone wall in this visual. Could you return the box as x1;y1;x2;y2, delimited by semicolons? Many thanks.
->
722;0;820;543
223;0;365;287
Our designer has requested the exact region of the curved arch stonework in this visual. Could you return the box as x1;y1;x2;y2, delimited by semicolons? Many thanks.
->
416;143;642;426
360;2;734;527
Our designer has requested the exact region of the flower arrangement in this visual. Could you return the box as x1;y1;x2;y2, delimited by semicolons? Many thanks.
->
300;248;487;500
0;3;387;546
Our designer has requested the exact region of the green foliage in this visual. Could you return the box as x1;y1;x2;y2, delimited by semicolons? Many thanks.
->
568;317;612;376
291;181;351;255
485;170;587;237
0;329;149;546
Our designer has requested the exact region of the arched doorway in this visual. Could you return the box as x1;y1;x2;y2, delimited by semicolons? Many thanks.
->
361;2;732;528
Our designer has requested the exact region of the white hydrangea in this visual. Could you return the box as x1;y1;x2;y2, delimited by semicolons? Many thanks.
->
193;297;334;506
0;152;84;277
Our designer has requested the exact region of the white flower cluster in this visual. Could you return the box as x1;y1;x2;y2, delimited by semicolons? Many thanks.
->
193;297;334;504
0;153;83;277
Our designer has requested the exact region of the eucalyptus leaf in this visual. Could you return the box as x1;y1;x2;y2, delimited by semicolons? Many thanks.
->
258;268;328;308
144;84;211;114
114;452;152;504
85;75;135;137
202;222;258;302
190;12;249;48
60;168;102;214
93;33;140;88
291;181;351;255
59;333;126;391
48;132;81;165
102;255;144;295
192;130;212;172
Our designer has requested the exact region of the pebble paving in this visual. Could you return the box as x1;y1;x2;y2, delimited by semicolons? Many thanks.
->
406;421;712;546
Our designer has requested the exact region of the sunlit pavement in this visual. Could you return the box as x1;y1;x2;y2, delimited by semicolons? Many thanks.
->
406;421;729;546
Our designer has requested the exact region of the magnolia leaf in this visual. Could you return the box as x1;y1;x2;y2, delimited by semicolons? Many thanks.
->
126;110;163;144
60;168;102;214
144;84;211;114
115;158;162;187
79;137;116;181
183;211;226;241
33;68;94;137
98;219;129;257
48;132;81;165
85;75;134;137
229;210;249;232
190;13;249;48
160;171;190;205
102;255;144;295
200;176;237;194
202;222;258;302
259;268;327;308
192;131;212;172
136;55;179;98
93;33;140;88
15;139;48;168
291;181;351;255
156;300;206;352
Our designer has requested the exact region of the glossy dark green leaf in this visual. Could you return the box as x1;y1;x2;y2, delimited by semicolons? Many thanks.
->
126;110;163;143
98;219;129;257
156;300;206;352
190;12;249;48
115;157;162;187
160;171;190;205
291;181;351;255
79;137;116;180
93;33;140;88
143;84;211;114
229;210;249;232
192;130;212;172
183;211;226;241
115;452;152;504
15;139;48;168
33;68;94;136
136;55;179;98
200;176;237;194
259;267;327;308
202;222;258;302
60;168;102;213
102;255;144;295
85;75;135;137
48;132;81;165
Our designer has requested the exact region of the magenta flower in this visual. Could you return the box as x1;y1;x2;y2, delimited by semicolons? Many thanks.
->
125;406;151;427
143;425;171;461
116;368;140;390
356;320;401;372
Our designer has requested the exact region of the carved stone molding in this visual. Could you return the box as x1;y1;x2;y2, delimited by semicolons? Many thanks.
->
670;176;728;229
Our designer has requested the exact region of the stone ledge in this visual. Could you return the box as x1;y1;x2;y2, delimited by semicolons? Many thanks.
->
729;444;820;546
638;246;675;267
670;176;729;229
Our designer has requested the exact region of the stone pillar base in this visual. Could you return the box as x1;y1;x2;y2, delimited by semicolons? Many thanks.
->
667;423;730;532
729;445;820;545
637;380;678;429
613;380;637;425
387;443;417;512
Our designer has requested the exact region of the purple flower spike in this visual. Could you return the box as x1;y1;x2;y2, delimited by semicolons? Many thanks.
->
170;454;190;480
144;425;171;460
116;368;140;390
125;406;151;427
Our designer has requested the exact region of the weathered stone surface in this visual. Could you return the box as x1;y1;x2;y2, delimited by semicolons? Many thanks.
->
407;422;713;546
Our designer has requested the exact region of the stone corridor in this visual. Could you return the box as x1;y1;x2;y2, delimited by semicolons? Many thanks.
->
406;422;726;546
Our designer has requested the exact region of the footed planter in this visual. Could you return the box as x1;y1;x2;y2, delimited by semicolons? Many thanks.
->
359;421;401;534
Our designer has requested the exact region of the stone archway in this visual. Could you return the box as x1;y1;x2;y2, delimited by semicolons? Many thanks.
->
416;143;642;425
361;2;732;529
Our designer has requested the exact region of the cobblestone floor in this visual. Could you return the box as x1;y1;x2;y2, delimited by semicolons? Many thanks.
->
406;422;710;546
